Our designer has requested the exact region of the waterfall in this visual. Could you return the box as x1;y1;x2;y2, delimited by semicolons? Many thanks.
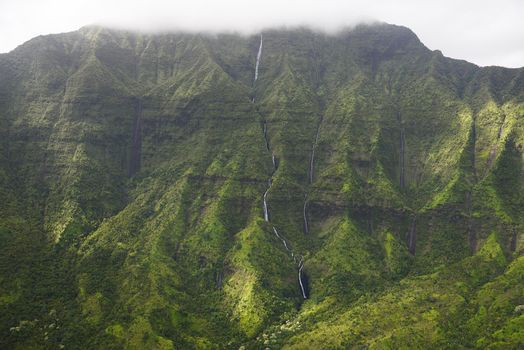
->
303;196;309;235
309;142;316;184
298;259;307;299
263;179;271;221
304;115;323;234
256;34;270;223
254;34;263;83
253;32;307;300
272;227;290;252
273;227;307;299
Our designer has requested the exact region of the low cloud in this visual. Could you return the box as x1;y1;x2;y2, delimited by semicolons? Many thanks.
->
1;0;523;67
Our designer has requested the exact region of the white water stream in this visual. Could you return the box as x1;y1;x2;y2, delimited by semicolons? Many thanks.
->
253;33;307;299
254;34;263;82
303;196;309;235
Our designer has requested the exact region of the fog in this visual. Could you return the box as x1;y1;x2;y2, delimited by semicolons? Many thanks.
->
1;0;523;67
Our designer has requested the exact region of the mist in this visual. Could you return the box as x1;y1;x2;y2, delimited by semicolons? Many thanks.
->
1;0;523;67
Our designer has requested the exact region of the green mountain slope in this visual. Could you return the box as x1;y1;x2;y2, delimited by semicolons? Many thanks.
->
0;23;523;349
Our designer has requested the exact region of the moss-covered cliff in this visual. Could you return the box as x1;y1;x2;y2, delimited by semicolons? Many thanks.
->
0;23;523;349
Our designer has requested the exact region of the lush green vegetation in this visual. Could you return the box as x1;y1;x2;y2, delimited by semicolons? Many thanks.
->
0;23;522;349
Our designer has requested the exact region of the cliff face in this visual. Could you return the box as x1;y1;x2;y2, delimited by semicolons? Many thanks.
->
0;23;523;349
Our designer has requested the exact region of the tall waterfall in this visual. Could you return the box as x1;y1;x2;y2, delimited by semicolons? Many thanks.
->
254;34;263;83
253;32;307;299
263;180;271;221
298;259;307;299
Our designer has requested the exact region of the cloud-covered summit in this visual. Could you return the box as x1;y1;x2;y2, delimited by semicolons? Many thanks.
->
1;0;523;67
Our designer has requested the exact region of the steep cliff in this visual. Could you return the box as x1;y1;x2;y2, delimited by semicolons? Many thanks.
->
0;23;523;349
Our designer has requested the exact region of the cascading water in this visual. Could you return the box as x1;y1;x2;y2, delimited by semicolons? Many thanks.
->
303;115;323;235
253;33;307;299
273;227;307;298
254;34;263;83
309;146;315;184
272;227;290;252
303;195;309;235
298;259;307;299
263;179;271;221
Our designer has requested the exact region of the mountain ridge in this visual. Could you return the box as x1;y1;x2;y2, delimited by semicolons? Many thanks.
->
0;22;523;349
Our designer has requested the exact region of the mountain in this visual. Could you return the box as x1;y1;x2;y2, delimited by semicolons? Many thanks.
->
0;23;523;349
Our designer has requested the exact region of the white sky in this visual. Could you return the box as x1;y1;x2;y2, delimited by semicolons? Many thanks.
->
0;0;523;67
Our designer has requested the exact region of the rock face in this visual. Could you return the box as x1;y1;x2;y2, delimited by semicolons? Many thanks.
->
0;23;523;349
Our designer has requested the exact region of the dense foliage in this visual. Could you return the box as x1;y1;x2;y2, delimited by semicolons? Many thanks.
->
0;23;523;349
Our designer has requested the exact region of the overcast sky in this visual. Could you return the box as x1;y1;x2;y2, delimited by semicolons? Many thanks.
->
0;0;523;67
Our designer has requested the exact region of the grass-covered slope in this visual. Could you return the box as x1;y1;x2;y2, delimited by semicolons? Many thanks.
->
0;23;522;349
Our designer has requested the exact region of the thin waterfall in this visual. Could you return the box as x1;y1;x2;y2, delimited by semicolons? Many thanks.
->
263;179;271;221
304;115;322;234
273;227;291;252
273;227;307;299
303;195;309;235
298;259;307;299
309;144;315;184
253;32;307;299
254;34;263;83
